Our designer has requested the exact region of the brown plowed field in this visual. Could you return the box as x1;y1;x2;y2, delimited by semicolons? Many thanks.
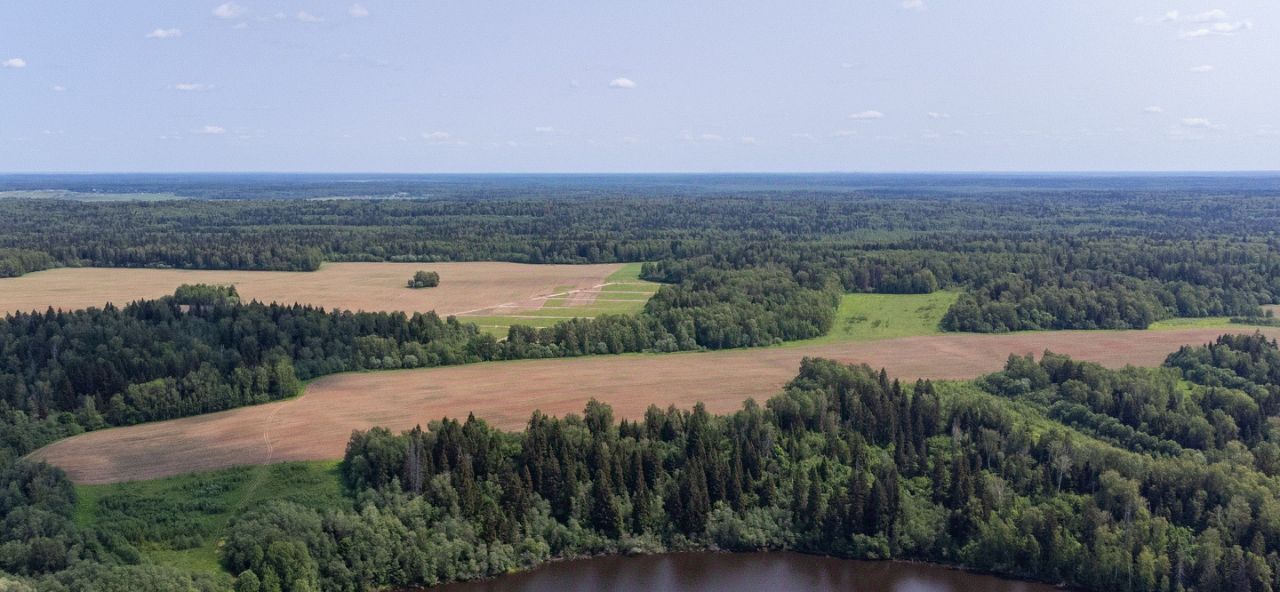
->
30;326;1280;484
0;262;623;316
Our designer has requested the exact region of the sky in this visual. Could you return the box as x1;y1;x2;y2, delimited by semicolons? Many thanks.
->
1;1;1278;173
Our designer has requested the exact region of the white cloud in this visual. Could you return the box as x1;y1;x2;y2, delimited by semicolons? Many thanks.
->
926;111;950;119
1143;106;1164;114
739;136;758;145
51;85;66;92
608;77;637;89
1188;65;1215;73
2;58;26;69
534;126;559;134
296;11;324;22
1179;20;1252;39
699;133;723;142
423;131;453;142
195;125;227;135
1163;9;1229;23
900;0;926;11
348;4;369;18
212;2;245;19
1180;117;1219;129
174;83;215;92
848;110;885;120
832;129;858;138
146;28;183;39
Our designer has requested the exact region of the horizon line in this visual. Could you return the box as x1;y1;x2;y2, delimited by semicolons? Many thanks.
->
3;170;1280;177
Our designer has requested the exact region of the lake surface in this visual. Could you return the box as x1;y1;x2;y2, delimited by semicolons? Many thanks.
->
428;552;1062;592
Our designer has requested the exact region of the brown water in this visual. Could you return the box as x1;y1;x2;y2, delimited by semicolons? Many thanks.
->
427;552;1063;592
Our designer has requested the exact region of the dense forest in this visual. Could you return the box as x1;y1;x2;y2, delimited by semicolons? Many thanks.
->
7;334;1280;590
3;183;1280;332
235;333;1280;592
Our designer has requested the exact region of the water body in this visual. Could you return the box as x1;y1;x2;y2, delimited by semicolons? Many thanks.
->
428;552;1062;592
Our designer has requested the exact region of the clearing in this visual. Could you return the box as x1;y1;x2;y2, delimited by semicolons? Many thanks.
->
30;325;1280;484
74;461;345;574
788;291;958;345
0;261;629;317
454;262;661;336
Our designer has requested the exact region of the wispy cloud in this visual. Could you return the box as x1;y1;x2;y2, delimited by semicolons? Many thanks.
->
849;110;885;120
423;131;462;144
296;11;324;23
212;2;245;19
195;125;227;135
146;28;183;39
348;4;369;18
927;111;950;119
1179;20;1252;39
680;131;723;142
174;83;215;92
1180;117;1221;129
2;58;26;69
900;0;926;12
609;77;637;89
1165;9;1229;23
1143;106;1164;114
1188;65;1215;73
51;85;66;92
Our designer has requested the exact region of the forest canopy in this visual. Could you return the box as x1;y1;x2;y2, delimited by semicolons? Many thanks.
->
7;334;1279;590
3;184;1280;333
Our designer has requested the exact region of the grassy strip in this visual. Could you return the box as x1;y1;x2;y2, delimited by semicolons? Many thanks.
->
75;461;348;574
786;291;959;346
461;262;661;337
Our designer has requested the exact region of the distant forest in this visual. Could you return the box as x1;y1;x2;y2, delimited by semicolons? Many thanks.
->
3;181;1280;333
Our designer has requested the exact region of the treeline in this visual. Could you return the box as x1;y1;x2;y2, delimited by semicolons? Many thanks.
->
0;248;55;278
1;270;835;457
202;334;1280;592
0;291;482;456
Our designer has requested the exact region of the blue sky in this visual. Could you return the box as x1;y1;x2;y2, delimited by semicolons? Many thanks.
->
2;1;1277;172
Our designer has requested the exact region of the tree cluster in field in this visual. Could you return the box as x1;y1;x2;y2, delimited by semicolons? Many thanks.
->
3;189;1280;333
206;333;1280;592
407;270;439;289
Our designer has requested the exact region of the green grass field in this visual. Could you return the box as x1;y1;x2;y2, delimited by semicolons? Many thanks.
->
75;461;347;574
788;291;959;346
461;262;661;337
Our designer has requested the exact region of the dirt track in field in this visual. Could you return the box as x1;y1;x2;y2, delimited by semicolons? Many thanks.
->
29;326;1280;484
0;262;623;316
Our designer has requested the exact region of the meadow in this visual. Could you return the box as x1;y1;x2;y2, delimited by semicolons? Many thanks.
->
74;462;346;575
455;263;661;336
